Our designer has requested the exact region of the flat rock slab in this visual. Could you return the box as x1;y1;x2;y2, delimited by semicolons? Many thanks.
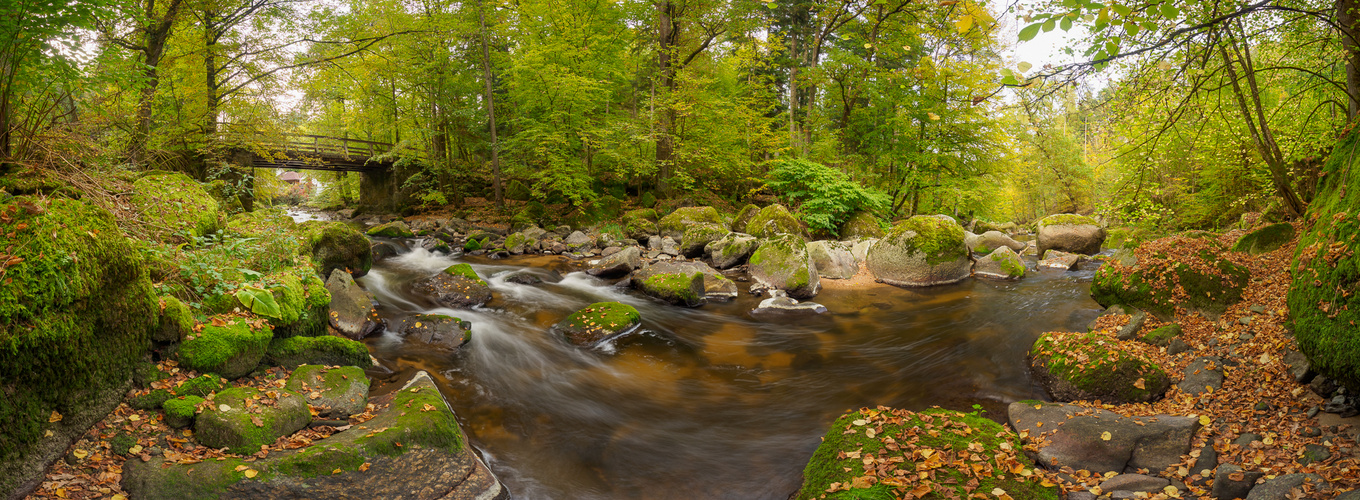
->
285;365;370;419
1008;402;1200;474
1099;473;1168;493
1245;473;1328;500
1178;356;1225;396
123;372;507;500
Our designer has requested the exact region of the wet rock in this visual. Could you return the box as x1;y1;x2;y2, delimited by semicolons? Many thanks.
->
749;234;821;299
1244;473;1327;500
806;240;858;279
588;246;642;278
866;216;970;287
366;220;414;238
1178;356;1225;396
1212;465;1264;500
194;387;311;454
1030;331;1170;404
1099;473;1168;493
705;232;759;269
412;263;493;308
285;365;369;419
1008;402;1200;474
324;269;382;340
750;290;827;317
395;314;471;350
371;241;400;263
554;302;642;348
973;246;1026;280
1038;249;1083;270
679;223;728;257
1036;213;1106;255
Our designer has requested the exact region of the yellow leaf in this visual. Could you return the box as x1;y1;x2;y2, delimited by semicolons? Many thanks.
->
235;465;249;472
112;495;128;500
332;468;342;475
928;112;941;121
244;469;258;478
956;14;974;33
129;414;141;422
1101;431;1112;441
1133;378;1145;390
49;410;63;423
72;449;88;459
1199;415;1211;426
129;445;144;454
360;462;371;472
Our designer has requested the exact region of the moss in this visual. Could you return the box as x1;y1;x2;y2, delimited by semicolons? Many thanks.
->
130;389;174;410
130;172;223;242
366;221;414;238
1139;324;1182;347
505;180;531;201
177;321;272;379
300;220;372;278
195;387;310;454
795;407;1057;500
176;374;225;397
1233;222;1295;254
156;296;194;342
1031;331;1169;403
1038;213;1098;228
886;216;966;266
1091;239;1249;318
267;335;372;368
463;238;482;251
110;433;138;455
731;204;760;232
268;267;330;338
657;206;724;237
443;263;488;286
162;396;204;429
642;273;703;306
0;197;158;467
640;191;657;208
352;378;465;456
745;204;803;238
556;302;641;345
838;211;885;240
991;250;1027;278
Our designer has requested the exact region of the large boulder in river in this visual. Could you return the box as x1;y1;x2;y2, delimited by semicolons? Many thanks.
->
1008;402;1200;474
554;302;642;347
325;269;381;339
967;230;1026;254
749;234;820;299
680;223;729;257
806;240;858;279
588;246;641;278
122;371;507;500
367;220;415;238
1091;234;1249;319
302;220;373;278
633;261;707;307
705;232;759;269
657;206;723;239
973;247;1026;280
395;314;471;350
745;204;804;239
866;215;970;287
731;204;760;232
795;407;1058;500
1029;330;1170;404
1036;213;1105;255
194;386;311;454
412;263;493;308
837;211;884;240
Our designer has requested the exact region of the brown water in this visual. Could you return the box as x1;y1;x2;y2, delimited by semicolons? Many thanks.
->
356;244;1103;500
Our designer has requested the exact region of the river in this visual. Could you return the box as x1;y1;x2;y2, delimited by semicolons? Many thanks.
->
347;237;1103;500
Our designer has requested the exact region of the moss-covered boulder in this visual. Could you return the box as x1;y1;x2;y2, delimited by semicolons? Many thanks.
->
1139;324;1182;347
657;206;724;239
967;230;1027;254
301;220;373;278
505;232;536;254
838;211;884;240
176;374;226;397
505;179;531;201
705;232;759;269
807;240;858;279
680;223;729;257
266;335;373;369
633;261;708;307
1036;213;1106;255
131;172;222;241
121;371;504;500
622;208;660;240
1233;222;1295;254
554;302;642;347
1029;330;1171;404
974;246;1026;280
1090;235;1250;319
155;296;194;343
178;320;272;379
194;387;311;454
745;203;804;239
286;365;370;419
865;216;970;287
795;407;1057;500
366;220;414;238
260;267;331;338
731;204;760;233
394;314;472;350
162;395;205;429
412;263;493;308
749;234;821;299
588;246;642;278
324;269;381;340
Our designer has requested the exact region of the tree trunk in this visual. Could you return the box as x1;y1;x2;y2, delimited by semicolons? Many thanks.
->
654;0;677;195
129;0;185;164
1339;0;1360;118
1218;27;1306;217
476;0;502;208
203;9;219;137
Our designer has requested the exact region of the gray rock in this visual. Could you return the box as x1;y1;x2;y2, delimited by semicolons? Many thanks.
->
1244;473;1327;500
705;233;759;269
285;365;369;419
749;234;821;299
1233;433;1261;447
647;235;663;250
565;231;594;251
750;290;827;317
194;387;311;454
395;314;471;350
807;240;858;279
1312;375;1339;398
1337;490;1360;500
660;237;680;256
1189;444;1217;486
1212;464;1263;500
371;241;400;263
1067;493;1097;500
849;238;876;262
1008;402;1199;474
412;265;493;308
1179;356;1225;395
1037;214;1107;255
1298;443;1331;465
1038;249;1083;270
601;246;621;257
968;230;1027;253
325;269;382;340
588;246;642;278
1167;338;1191;355
973;246;1026;280
1283;349;1314;383
1099;474;1169;493
1116;310;1148;340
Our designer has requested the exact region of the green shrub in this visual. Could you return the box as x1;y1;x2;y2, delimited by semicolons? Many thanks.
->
765;159;888;237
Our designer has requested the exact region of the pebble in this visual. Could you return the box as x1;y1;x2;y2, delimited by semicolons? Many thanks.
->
1233;433;1261;447
1239;316;1253;325
1239;332;1255;341
1250;305;1266;314
1308;406;1320;418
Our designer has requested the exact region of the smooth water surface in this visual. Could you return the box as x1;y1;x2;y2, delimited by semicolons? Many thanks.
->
357;244;1102;500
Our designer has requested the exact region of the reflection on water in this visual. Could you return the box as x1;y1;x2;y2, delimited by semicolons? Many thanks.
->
358;248;1103;500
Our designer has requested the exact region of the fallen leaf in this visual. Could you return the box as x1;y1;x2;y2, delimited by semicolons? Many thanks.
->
49;410;63;423
244;469;258;478
72;449;88;459
1101;431;1112;441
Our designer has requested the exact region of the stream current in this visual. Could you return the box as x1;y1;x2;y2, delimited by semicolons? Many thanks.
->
354;238;1103;500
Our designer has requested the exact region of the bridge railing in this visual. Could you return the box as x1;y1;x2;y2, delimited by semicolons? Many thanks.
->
267;133;394;159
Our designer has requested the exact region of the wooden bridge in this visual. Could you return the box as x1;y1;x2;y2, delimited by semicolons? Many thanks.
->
236;133;397;172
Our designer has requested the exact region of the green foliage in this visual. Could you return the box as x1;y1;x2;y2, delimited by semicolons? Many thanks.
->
235;287;282;319
765;160;888;237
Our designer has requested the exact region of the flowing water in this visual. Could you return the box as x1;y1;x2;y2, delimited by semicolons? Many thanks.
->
355;242;1103;500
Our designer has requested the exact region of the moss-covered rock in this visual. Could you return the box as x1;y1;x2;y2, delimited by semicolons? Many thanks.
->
504;232;535;254
1233;222;1295;254
730;204;760;233
974;246;1026;280
177;320;272;379
807;240;858;279
623;208;660;241
505;179;531;201
838;211;885;240
266;335;373;369
0;163;73;197
1036;213;1105;255
745;204;804;239
162;396;205;429
679;223;729;257
866;216;971;287
795;407;1057;500
412;263;493;308
1090;235;1249;319
195;387;311;454
300;220;373;278
155;296;194;343
286;365;370;418
1139;324;1182;347
657;206;724;239
176;374;225;397
131;172;222;242
324;269;381;340
130;389;174;410
705;232;759;269
366;221;414;238
1029;330;1170;404
633;262;708;307
265;267;331;338
554;302;642;347
749;234;821;299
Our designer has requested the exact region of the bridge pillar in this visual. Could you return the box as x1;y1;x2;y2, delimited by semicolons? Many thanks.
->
359;169;397;212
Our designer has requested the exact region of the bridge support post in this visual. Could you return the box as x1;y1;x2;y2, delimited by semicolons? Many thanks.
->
359;169;396;212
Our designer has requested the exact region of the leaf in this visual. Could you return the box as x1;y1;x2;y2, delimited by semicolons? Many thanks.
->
72;449;88;459
1101;431;1112;440
49;410;63;423
1199;415;1211;426
1134;378;1146;389
956;14;973;33
244;469;258;478
1018;23;1042;41
235;286;282;319
1111;4;1132;17
1017;62;1032;73
1160;3;1179;18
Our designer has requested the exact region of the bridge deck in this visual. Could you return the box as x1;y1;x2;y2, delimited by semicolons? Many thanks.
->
237;133;397;173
